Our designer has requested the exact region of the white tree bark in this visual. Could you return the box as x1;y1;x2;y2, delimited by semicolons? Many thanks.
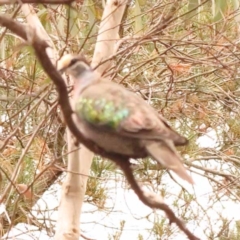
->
92;0;127;72
22;5;57;62
21;5;83;239
55;1;127;240
22;1;127;239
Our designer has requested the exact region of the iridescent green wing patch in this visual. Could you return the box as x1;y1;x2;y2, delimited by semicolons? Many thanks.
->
75;97;129;129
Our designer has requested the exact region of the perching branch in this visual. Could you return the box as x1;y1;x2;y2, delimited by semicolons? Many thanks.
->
0;14;200;240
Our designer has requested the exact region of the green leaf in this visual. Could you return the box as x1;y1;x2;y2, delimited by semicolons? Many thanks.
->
232;0;240;23
133;0;143;36
138;0;146;6
185;0;199;20
213;0;228;23
67;5;80;38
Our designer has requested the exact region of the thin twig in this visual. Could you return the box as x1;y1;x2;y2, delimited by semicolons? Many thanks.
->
0;14;200;240
115;159;200;240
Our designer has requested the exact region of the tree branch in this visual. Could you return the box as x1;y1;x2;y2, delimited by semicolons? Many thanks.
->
0;14;200;240
115;159;200;240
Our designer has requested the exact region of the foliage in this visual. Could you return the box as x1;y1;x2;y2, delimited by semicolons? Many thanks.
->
1;0;240;239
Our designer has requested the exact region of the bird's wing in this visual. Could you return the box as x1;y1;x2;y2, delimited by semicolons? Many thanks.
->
77;82;187;146
119;101;187;146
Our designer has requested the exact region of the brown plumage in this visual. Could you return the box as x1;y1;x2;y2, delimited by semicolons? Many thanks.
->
58;54;194;184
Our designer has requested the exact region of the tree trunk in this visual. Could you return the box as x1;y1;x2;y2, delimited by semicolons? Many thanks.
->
54;1;128;239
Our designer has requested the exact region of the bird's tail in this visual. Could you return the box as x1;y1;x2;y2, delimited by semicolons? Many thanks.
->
144;140;194;184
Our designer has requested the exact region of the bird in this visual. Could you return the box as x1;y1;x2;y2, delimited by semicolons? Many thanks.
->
57;54;194;184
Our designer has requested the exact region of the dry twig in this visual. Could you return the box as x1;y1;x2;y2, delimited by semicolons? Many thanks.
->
0;14;200;240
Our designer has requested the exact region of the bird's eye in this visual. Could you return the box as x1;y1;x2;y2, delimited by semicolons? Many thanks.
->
69;58;78;66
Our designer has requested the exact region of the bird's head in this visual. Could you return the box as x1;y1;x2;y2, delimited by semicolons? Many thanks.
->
57;54;92;78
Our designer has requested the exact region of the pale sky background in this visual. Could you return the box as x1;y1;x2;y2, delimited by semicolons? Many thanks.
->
3;128;240;240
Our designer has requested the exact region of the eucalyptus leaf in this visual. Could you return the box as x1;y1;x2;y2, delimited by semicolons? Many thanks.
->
133;0;143;36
